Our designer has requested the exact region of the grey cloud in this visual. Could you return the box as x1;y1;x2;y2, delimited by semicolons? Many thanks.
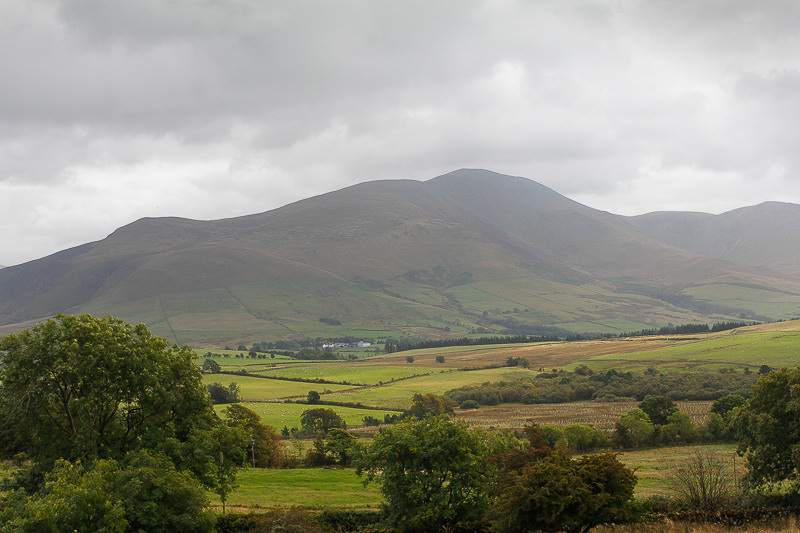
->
3;0;800;264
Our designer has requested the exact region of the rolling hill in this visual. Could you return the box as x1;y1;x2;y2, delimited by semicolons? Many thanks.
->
2;169;800;346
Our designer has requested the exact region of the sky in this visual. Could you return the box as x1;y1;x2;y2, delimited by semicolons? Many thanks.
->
2;0;800;266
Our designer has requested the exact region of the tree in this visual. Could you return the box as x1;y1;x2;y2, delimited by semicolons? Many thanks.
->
639;395;678;426
224;404;284;468
315;428;360;466
307;390;321;404
710;394;746;420
300;408;346;435
435;355;446;364
358;416;496;531
661;411;695;444
406;393;455;419
207;382;240;404
0;452;215;533
491;448;637;533
735;366;800;487
614;408;654;448
202;359;221;374
406;355;415;364
0;314;216;470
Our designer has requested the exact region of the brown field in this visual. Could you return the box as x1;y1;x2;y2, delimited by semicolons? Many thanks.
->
456;401;712;430
373;337;701;369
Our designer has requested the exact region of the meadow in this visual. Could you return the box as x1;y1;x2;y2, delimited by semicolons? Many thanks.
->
194;321;800;517
201;321;800;428
216;401;401;430
209;443;739;510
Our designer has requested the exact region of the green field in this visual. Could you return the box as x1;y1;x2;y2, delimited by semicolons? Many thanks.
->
619;443;739;497
215;402;401;429
202;375;355;401
251;364;441;385
322;367;530;410
569;329;800;373
209;443;739;510
211;467;382;509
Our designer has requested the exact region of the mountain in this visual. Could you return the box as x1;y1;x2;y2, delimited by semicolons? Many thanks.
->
2;169;800;346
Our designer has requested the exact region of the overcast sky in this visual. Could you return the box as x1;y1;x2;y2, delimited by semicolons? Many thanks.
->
2;0;800;266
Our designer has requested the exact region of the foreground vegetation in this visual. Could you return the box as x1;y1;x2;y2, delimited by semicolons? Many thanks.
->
3;317;800;532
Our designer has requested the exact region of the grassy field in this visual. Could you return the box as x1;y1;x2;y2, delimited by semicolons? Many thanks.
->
215;402;401;429
321;367;530;410
208;443;739;511
456;401;712;431
250;363;441;385
571;328;800;373
619;443;739;497
210;467;382;510
202;374;355;401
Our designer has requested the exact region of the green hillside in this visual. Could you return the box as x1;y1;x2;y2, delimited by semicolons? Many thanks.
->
3;170;800;346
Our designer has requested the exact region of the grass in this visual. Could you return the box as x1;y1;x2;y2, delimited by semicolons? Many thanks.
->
202;375;355;401
617;443;739;497
215;402;402;429
210;467;383;509
251;364;441;385
322;367;530;410
209;443;738;511
573;328;800;373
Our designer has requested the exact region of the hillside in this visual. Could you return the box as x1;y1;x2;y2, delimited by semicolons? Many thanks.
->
2;169;800;346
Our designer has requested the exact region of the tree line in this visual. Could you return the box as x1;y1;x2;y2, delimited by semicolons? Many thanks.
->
446;367;760;407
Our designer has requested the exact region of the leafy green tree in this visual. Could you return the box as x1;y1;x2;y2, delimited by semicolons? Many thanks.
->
0;452;215;533
224;404;284;468
710;394;746;420
736;366;800;487
202;358;221;373
358;416;496;531
435;355;446;364
207;382;240;404
406;392;455;419
315;428;361;466
307;390;321;404
300;408;346;435
563;424;607;452
614;408;654;448
0;314;216;470
639;395;678;426
661;411;695;444
491;448;637;533
179;424;247;513
406;355;415;364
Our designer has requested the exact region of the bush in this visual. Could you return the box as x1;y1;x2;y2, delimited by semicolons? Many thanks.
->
460;399;480;409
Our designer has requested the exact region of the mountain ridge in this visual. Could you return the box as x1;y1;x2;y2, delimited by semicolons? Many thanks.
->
2;169;799;345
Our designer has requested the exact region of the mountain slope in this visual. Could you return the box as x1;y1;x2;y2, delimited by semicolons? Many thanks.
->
2;169;800;345
629;202;800;276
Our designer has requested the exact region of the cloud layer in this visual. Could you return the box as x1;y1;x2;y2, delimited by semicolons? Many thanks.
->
2;0;800;265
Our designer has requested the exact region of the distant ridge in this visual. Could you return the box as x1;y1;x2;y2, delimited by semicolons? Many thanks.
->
2;169;799;346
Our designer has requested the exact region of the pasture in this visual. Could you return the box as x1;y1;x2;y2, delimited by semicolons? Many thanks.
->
251;363;442;385
210;468;382;509
216;401;401;429
209;443;740;511
201;374;355;401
